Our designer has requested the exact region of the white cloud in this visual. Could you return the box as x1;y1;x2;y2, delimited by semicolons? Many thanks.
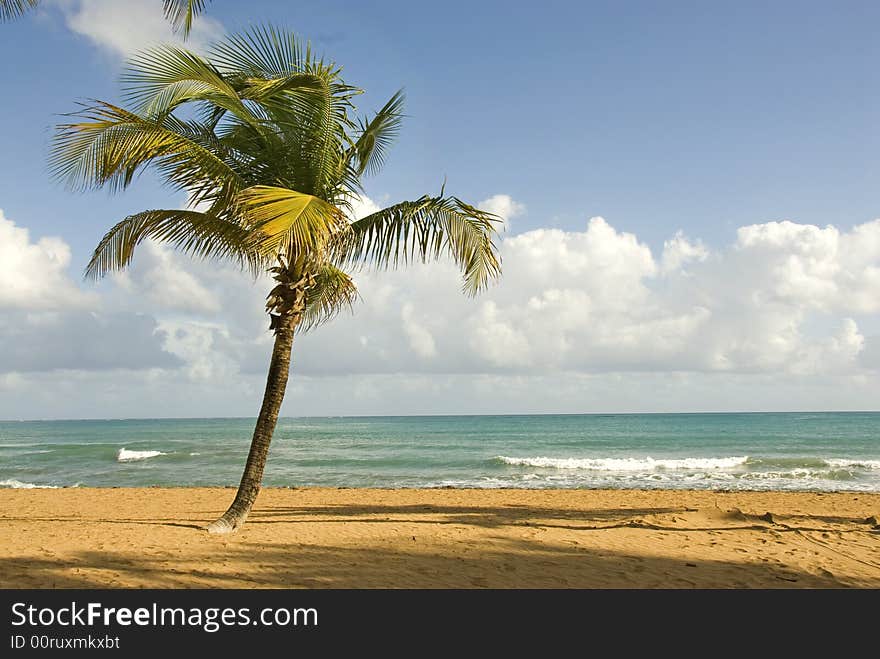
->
479;194;526;232
159;319;239;381
733;219;880;313
290;214;879;378
401;303;437;359
3;197;880;417
801;318;864;374
349;194;383;220
468;301;532;367
661;230;709;274
0;210;181;373
113;241;221;314
0;210;95;310
55;0;224;58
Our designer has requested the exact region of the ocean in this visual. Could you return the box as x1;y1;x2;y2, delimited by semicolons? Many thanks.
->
1;413;878;492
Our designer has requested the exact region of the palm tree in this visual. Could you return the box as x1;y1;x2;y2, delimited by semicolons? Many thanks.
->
50;26;502;533
1;1;210;36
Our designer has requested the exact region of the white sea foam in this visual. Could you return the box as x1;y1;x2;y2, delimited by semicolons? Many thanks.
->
117;448;166;462
495;455;750;471
427;470;878;492
739;469;841;480
0;448;53;455
826;459;880;470
0;479;58;489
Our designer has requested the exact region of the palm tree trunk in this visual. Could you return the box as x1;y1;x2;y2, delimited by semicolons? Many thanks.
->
206;313;296;534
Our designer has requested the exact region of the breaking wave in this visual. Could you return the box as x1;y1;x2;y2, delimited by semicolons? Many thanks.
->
117;448;166;462
495;455;750;471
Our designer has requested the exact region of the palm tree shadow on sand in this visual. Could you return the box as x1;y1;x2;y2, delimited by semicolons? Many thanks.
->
3;502;877;588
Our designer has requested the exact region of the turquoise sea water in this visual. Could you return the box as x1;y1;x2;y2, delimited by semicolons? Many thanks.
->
0;413;878;491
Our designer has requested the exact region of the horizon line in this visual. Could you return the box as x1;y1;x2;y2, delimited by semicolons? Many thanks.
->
3;410;879;423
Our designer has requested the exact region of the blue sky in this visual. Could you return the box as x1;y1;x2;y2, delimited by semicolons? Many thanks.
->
1;1;879;418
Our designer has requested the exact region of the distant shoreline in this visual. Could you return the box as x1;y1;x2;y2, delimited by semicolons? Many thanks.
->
2;487;878;588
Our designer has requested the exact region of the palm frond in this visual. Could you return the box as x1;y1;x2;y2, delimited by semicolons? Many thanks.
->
0;0;39;22
122;45;264;131
238;71;343;141
249;86;355;200
350;90;405;176
238;185;349;259
340;195;503;295
299;263;359;332
86;209;263;280
210;25;310;78
239;72;327;101
50;100;243;200
162;0;210;38
208;29;361;201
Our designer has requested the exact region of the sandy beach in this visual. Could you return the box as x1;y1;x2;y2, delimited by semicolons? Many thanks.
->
0;487;878;588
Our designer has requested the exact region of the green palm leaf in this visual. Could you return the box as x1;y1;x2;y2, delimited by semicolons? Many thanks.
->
238;185;349;259
122;45;264;132
210;24;309;78
50;100;243;204
162;0;211;37
86;209;262;280
299;263;359;332
350;90;405;176
341;195;502;294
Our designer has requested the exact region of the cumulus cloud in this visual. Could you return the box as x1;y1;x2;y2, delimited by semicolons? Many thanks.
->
54;0;224;58
0;210;95;310
112;241;221;314
468;301;532;368
349;194;383;220
289;215;880;378
3;196;880;417
479;194;526;232
0;211;181;374
158;319;238;381
733;220;880;314
661;231;708;274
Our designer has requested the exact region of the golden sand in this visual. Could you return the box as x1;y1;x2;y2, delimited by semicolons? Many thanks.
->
1;487;878;588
